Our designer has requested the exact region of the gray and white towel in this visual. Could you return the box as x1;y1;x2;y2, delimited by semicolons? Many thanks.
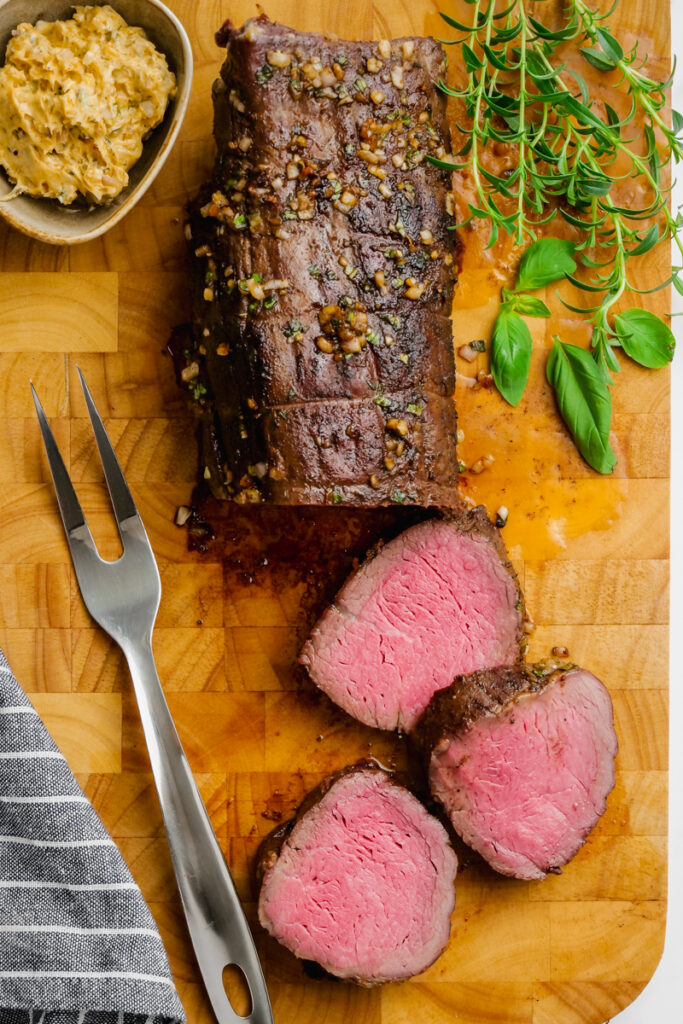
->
0;651;185;1024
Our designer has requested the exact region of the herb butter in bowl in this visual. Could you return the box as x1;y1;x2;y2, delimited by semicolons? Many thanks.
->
0;0;192;244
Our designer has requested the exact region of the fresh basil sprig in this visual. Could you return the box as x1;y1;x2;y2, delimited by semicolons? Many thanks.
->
547;339;617;475
491;239;576;407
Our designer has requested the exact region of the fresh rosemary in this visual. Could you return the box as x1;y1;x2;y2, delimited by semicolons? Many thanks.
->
432;0;678;471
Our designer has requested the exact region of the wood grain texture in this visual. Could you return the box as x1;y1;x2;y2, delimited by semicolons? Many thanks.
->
0;1;669;1022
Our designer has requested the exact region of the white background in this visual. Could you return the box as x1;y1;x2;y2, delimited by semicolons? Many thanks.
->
610;3;681;1019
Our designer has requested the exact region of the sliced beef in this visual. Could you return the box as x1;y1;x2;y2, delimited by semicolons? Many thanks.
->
182;15;459;505
257;763;457;984
300;508;524;732
416;664;618;880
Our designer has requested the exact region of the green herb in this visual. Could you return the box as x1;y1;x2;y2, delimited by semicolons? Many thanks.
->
546;339;617;474
379;312;401;329
283;318;304;337
613;309;676;369
188;380;207;401
264;294;278;309
491;308;533;408
406;401;424;416
255;64;274;84
469;340;486;353
366;328;381;346
491;238;574;405
437;0;678;471
233;213;246;230
330;489;343;504
391;489;406;504
374;394;392;408
514;239;578;293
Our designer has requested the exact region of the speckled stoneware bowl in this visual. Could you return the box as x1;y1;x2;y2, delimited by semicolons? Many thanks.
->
0;0;193;245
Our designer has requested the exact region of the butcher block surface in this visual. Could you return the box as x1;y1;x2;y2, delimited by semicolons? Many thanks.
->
0;1;669;1023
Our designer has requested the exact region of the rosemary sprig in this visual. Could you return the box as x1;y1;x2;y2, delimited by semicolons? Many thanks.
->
434;0;678;471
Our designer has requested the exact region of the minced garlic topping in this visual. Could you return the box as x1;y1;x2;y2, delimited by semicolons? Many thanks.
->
0;5;176;204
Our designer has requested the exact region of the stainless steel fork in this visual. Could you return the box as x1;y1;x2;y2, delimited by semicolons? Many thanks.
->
32;370;273;1024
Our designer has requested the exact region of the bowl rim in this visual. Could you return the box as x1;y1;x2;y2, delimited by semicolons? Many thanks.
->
0;0;194;246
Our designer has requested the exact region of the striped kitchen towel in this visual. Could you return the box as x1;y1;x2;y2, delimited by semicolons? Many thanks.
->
0;651;185;1024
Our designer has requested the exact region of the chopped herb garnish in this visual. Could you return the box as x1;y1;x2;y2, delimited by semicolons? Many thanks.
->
189;380;207;401
233;213;247;230
331;489;343;504
366;328;381;346
281;209;299;220
406;401;424;416
255;64;275;84
264;294;278;309
283;318;304;337
379;312;401;329
374;394;391;408
390;489;406;504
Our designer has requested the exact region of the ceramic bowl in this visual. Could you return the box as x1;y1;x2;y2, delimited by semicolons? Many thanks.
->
0;0;193;245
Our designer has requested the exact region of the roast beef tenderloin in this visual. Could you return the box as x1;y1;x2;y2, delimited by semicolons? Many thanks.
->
416;664;618;880
300;509;524;732
257;763;457;984
182;16;459;505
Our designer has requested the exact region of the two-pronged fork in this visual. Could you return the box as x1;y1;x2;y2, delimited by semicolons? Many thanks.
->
31;370;273;1024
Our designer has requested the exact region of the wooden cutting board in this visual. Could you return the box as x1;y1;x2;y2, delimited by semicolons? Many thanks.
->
0;1;669;1022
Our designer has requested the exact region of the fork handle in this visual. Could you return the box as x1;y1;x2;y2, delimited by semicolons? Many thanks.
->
123;638;273;1024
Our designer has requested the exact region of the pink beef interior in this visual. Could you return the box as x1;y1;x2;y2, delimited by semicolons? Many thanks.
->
258;769;457;983
301;518;521;731
429;669;618;880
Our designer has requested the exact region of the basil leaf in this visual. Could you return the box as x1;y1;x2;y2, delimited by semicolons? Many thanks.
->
506;294;551;318
514;238;577;292
491;309;533;407
673;109;683;136
613;309;676;369
546;339;617;474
